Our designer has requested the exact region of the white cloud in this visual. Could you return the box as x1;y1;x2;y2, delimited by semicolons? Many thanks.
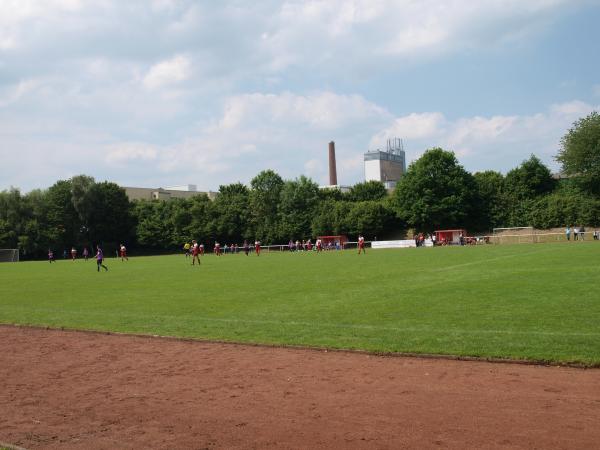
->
142;55;192;90
105;143;158;165
372;100;600;173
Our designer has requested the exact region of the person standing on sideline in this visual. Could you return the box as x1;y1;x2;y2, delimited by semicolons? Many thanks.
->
243;240;250;256
573;226;580;241
96;246;108;272
358;235;366;254
120;243;128;261
566;226;571;241
580;226;585;241
254;240;261;256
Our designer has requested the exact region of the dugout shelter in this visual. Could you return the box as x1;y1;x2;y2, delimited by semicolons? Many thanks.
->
317;235;348;248
434;229;466;245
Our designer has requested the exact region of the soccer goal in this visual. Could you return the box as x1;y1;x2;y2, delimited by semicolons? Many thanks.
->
0;248;19;262
491;227;536;245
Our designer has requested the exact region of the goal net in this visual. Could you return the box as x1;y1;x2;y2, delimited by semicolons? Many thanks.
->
0;249;19;262
491;227;536;245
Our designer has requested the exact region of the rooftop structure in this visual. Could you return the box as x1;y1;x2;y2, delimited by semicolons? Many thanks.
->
364;138;406;189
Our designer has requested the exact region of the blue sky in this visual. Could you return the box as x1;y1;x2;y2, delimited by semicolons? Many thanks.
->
1;0;599;192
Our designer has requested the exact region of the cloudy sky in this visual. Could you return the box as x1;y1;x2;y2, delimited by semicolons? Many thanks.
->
1;0;600;192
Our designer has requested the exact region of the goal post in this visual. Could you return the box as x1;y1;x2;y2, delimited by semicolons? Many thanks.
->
0;249;19;262
491;227;535;245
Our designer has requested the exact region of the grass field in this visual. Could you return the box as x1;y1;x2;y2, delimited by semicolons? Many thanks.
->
1;243;599;365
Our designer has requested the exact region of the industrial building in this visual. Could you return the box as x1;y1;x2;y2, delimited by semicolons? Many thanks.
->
364;138;406;189
123;184;218;201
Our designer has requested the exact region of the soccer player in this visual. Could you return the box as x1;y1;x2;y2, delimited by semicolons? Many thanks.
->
254;240;261;256
70;247;77;261
183;242;191;257
358;235;366;255
96;246;108;272
82;247;89;261
316;238;322;252
120;243;128;261
191;240;201;265
48;249;55;263
199;243;205;256
214;241;221;256
243;240;250;256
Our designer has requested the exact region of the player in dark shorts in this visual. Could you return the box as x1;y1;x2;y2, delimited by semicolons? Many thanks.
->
243;240;249;256
48;249;55;263
96;246;108;272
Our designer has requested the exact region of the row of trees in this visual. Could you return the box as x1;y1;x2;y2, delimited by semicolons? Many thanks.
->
1;112;599;258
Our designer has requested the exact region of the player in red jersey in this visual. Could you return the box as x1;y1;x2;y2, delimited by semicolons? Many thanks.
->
199;243;205;256
191;240;201;265
214;241;221;256
119;243;128;261
358;235;366;254
70;247;77;261
254;240;261;256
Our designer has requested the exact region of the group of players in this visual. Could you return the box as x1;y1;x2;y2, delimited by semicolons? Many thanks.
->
183;235;366;265
48;243;128;272
46;235;366;272
185;240;263;265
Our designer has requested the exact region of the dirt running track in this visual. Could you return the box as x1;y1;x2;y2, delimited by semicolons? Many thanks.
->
1;326;599;450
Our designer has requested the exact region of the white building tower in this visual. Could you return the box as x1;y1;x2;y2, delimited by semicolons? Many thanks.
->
364;138;406;189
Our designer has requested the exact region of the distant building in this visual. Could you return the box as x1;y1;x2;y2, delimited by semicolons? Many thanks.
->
318;184;352;194
123;185;218;201
364;138;406;189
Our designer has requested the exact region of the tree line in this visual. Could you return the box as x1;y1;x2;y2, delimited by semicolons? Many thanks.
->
1;112;599;259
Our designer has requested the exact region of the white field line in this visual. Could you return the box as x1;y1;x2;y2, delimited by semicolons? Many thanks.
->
436;247;556;271
2;306;599;338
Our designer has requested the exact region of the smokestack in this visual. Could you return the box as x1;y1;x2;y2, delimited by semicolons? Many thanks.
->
328;141;338;186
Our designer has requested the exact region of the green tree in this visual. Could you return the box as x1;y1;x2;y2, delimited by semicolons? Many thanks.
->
504;155;556;200
250;170;284;243
212;183;251;243
473;171;506;230
391;148;477;232
347;180;387;202
46;180;79;250
87;182;134;249
557;111;600;194
278;176;320;239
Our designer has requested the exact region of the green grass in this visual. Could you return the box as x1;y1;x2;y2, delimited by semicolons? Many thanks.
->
1;243;600;365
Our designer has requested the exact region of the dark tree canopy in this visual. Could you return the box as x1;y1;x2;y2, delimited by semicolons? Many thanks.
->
347;180;387;202
391;148;477;232
504;155;556;200
557;111;600;194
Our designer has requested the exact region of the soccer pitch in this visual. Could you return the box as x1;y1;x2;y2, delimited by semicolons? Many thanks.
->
1;243;599;365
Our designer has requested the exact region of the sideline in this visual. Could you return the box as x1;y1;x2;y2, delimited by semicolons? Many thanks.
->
2;306;599;338
0;441;29;450
2;323;598;369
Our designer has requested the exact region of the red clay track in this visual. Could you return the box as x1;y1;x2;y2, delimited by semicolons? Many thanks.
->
1;325;599;449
